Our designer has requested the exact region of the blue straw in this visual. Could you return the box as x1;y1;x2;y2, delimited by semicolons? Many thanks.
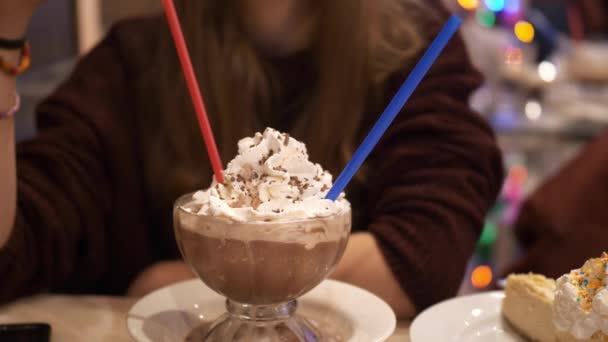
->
325;15;462;201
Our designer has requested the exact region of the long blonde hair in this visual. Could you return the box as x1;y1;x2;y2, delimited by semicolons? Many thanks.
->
138;0;435;211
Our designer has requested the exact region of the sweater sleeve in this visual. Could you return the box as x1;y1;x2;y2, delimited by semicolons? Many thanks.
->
366;31;504;311
0;27;131;303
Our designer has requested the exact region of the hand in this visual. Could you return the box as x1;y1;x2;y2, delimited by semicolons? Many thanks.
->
127;260;195;297
0;0;46;38
332;232;416;319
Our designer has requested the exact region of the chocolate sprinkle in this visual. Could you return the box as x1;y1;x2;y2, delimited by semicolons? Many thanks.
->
260;150;275;166
289;176;301;187
284;134;290;146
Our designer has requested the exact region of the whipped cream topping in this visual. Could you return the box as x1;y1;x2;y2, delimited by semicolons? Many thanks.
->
190;128;349;222
553;253;608;339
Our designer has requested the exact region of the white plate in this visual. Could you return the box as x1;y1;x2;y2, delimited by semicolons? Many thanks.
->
127;279;395;342
410;291;526;342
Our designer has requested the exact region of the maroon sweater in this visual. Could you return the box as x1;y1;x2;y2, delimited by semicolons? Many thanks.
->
503;130;608;279
0;16;503;311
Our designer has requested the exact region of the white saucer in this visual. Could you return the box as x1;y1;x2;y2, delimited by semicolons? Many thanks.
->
410;291;525;342
127;279;395;342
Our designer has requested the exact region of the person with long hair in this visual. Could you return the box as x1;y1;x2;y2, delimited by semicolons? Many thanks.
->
0;0;503;318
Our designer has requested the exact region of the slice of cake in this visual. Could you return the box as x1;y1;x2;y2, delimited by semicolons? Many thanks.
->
503;273;558;341
503;253;608;341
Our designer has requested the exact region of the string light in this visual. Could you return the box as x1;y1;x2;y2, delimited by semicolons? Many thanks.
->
471;265;493;289
514;20;535;43
458;0;479;10
477;9;497;27
484;0;505;12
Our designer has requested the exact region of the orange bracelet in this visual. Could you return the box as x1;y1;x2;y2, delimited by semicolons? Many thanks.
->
0;42;31;76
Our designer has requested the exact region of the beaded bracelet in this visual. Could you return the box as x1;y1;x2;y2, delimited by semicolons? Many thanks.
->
0;94;20;118
0;42;31;76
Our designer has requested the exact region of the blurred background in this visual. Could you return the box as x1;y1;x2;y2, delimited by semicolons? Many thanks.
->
16;0;160;141
14;0;608;294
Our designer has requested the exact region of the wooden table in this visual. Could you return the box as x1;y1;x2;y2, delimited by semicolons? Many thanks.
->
0;295;410;341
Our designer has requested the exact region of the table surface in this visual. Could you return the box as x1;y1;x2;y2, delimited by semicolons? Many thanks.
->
0;295;410;341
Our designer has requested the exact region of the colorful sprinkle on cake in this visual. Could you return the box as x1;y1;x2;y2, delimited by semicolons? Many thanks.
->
562;252;608;311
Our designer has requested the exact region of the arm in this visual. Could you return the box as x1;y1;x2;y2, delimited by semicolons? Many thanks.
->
503;130;608;279
0;1;40;248
0;96;17;248
0;27;132;303
335;33;504;318
332;232;415;318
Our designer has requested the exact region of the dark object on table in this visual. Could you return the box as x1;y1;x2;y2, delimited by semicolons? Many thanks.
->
0;323;51;342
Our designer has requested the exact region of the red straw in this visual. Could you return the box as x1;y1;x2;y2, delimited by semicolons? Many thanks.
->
161;0;224;184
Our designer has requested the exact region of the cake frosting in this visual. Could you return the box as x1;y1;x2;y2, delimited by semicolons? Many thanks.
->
553;252;608;339
190;128;349;222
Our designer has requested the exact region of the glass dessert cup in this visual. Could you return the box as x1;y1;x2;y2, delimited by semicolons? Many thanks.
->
174;193;352;341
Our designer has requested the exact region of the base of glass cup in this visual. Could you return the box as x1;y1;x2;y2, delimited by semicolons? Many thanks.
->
193;299;320;342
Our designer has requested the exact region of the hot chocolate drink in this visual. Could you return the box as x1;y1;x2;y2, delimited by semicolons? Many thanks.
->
175;208;350;305
173;128;351;341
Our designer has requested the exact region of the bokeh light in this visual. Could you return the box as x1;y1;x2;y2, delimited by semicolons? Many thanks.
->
458;0;479;10
538;61;557;82
504;46;523;65
477;9;497;27
471;265;493;289
503;0;521;14
509;165;528;186
479;222;498;247
484;0;505;12
514;20;535;43
525;100;542;121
